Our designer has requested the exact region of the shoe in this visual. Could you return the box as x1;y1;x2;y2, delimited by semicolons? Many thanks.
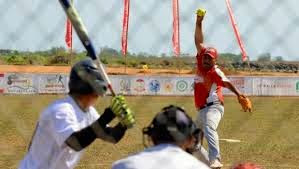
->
210;159;223;168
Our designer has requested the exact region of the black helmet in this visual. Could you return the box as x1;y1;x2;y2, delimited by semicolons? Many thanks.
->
143;105;201;145
69;58;107;95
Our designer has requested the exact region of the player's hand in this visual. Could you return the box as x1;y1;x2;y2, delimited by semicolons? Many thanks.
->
196;8;206;22
110;95;135;128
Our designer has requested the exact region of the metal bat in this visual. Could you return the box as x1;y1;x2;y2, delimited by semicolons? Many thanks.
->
58;0;115;96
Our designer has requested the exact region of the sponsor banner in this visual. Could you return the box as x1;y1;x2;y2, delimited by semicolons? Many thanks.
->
109;75;131;95
160;78;176;95
131;77;147;95
174;77;194;95
0;73;4;93
4;73;38;94
39;74;68;93
1;74;299;96
223;77;246;95
147;77;162;95
119;76;195;96
250;77;299;96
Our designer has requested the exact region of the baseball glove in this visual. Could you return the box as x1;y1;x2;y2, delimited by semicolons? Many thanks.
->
238;95;252;112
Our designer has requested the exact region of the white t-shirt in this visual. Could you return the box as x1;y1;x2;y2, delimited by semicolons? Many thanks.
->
112;144;210;169
18;95;100;169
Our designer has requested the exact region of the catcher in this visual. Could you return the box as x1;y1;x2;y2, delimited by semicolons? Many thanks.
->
112;105;210;169
192;8;252;169
18;58;135;169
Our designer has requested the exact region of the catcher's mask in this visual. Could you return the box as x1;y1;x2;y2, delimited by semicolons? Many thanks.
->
142;105;202;153
69;58;107;95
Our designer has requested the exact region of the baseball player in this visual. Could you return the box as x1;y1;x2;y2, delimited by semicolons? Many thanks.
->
18;58;135;169
192;8;252;168
112;105;210;169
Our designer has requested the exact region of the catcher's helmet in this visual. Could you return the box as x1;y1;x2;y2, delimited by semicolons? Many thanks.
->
69;58;107;95
143;105;201;145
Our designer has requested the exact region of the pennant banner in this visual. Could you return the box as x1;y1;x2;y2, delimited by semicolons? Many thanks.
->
65;19;72;49
172;0;180;56
121;0;130;56
225;0;248;61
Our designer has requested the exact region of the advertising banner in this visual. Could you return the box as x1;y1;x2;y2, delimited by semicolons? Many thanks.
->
39;74;68;94
1;74;298;96
4;73;38;94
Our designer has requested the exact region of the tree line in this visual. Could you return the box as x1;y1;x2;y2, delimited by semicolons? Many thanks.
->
0;47;298;73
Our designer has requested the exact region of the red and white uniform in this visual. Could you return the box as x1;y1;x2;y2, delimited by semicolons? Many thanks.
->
194;46;229;109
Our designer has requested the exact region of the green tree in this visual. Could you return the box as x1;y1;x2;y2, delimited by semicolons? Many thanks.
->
274;56;284;62
257;53;271;62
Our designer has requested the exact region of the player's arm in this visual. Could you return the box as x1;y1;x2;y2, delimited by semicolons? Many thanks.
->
195;8;206;54
214;67;243;98
65;108;127;151
223;81;252;112
66;96;135;152
223;81;243;98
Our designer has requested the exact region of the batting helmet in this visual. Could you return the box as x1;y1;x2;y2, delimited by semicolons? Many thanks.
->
69;58;107;95
143;105;201;146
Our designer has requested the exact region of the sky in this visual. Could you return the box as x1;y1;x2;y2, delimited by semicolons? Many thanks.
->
0;0;299;60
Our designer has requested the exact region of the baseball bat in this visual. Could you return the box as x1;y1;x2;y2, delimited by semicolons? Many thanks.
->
58;0;115;96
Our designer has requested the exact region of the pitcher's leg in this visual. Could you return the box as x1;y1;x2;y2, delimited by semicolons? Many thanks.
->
202;105;223;162
194;109;209;164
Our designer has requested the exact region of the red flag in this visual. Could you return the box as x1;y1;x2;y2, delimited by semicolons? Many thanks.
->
225;0;248;61
65;19;72;49
121;0;130;56
172;0;180;57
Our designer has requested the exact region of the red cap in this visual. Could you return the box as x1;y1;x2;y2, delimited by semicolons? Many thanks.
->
204;47;218;59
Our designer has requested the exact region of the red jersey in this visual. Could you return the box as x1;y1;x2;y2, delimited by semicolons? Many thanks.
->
194;46;229;109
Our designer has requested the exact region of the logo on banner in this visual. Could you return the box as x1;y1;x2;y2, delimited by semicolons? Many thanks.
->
120;79;130;92
45;75;65;88
296;81;299;93
6;74;37;93
149;80;160;93
40;75;66;93
134;79;145;92
163;80;173;93
257;83;292;89
176;80;188;92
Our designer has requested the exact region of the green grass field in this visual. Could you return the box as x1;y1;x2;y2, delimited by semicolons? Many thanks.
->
0;95;299;169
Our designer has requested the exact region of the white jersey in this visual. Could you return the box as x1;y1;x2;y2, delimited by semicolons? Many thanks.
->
18;95;100;169
112;144;210;169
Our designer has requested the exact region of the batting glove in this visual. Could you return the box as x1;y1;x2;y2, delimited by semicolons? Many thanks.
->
110;95;135;128
196;8;206;17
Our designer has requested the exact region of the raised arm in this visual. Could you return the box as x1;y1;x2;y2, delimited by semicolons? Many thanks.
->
195;8;206;54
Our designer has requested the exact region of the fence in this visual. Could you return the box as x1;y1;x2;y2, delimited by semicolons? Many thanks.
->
1;0;299;60
1;1;299;169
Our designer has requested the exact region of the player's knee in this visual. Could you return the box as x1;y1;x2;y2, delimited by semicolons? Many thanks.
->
204;124;217;132
206;120;218;130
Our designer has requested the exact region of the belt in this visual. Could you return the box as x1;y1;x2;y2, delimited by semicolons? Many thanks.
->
199;102;223;110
